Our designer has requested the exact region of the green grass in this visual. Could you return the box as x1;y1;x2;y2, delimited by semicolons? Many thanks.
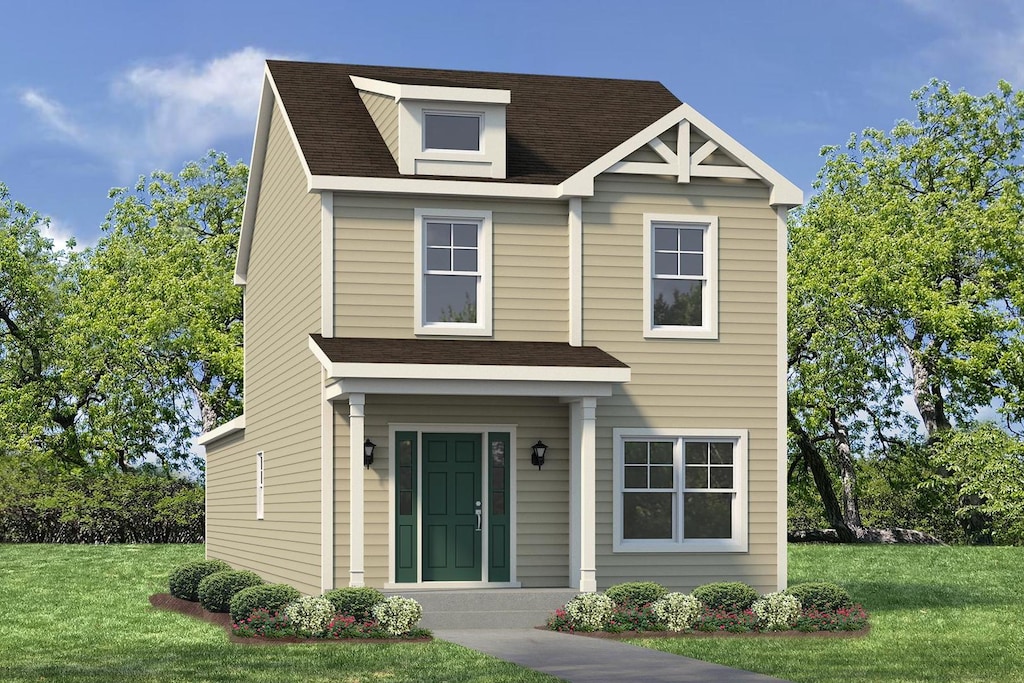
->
630;545;1024;682
0;544;555;682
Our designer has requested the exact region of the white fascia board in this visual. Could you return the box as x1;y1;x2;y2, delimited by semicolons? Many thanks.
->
557;102;804;208
327;361;630;384
309;174;559;199
234;73;275;285
196;415;246;446
677;104;803;206
350;75;510;104
334;378;617;398
558;104;690;196
236;66;316;284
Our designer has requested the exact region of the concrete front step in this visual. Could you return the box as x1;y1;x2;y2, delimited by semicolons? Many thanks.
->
384;588;578;630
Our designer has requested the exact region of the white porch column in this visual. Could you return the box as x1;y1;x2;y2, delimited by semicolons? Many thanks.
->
570;396;598;592
320;372;334;592
348;393;366;587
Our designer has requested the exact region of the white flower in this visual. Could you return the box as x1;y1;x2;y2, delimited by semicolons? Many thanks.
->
371;596;423;636
651;592;702;632
564;593;614;631
284;596;335;635
751;592;800;631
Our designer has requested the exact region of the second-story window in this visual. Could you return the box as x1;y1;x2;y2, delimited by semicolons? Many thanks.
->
415;209;493;336
643;213;719;339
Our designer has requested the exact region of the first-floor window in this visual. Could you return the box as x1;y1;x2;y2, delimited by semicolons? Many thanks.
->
614;429;747;552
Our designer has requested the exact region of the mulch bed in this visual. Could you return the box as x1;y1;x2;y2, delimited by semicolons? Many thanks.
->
149;594;432;645
537;624;871;639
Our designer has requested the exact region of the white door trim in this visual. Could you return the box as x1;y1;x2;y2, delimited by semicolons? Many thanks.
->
387;423;519;588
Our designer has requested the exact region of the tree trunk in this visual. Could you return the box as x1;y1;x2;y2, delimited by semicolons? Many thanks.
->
788;408;858;542
829;408;863;528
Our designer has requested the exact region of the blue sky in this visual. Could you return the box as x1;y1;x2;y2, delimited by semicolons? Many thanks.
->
2;0;1022;250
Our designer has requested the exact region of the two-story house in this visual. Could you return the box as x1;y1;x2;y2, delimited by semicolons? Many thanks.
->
198;60;801;598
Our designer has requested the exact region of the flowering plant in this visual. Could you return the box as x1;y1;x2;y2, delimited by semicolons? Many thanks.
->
284;596;335;636
232;608;297;638
564;593;614;632
651;592;702;632
751;591;801;631
371;596;424;636
692;606;759;632
794;605;869;631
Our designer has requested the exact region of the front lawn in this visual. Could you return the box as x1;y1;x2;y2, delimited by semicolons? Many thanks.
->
0;544;555;682
631;544;1024;682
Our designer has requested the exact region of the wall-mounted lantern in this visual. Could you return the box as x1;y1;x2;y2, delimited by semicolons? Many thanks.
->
364;439;376;469
531;440;548;470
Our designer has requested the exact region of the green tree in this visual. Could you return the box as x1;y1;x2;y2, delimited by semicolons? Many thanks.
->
78;151;246;470
789;80;1024;543
0;183;100;468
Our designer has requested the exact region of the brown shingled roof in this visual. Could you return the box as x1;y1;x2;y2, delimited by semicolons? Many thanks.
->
267;60;682;184
310;335;628;369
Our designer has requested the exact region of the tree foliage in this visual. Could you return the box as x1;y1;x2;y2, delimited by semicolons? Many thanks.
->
789;80;1024;543
0;152;246;474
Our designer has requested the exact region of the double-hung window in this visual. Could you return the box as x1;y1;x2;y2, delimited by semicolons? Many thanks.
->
414;208;492;335
643;213;718;339
613;429;747;552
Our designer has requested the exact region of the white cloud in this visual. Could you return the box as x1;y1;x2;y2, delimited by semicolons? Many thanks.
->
900;0;1024;86
38;217;83;252
20;90;85;141
19;47;288;176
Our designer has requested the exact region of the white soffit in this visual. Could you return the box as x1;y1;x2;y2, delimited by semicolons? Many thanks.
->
350;75;511;104
196;415;246;446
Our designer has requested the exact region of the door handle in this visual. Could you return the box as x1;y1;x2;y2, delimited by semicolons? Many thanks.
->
475;501;482;532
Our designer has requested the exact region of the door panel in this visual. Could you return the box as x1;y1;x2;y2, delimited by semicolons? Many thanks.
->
422;433;482;581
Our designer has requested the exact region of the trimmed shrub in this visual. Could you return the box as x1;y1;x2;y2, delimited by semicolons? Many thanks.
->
785;582;853;612
198;570;263;613
691;582;759;612
323;586;385;620
230;583;301;622
0;466;205;543
285;596;335;635
751;592;801;630
604;582;668;608
564;593;614;632
168;559;232;601
372;596;423;636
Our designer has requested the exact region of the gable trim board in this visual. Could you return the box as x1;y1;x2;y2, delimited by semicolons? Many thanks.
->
234;63;803;284
196;414;245;446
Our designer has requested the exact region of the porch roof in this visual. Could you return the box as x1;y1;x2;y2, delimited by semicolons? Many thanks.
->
308;335;630;399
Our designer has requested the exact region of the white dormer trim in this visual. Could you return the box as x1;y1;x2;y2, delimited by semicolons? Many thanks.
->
352;75;508;180
350;75;511;104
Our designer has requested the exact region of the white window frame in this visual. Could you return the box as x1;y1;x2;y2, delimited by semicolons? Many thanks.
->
642;213;719;339
255;451;264;520
612;428;747;553
422;110;484;153
414;208;492;336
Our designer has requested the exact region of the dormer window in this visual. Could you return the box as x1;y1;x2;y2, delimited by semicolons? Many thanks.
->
424;112;482;152
351;75;508;179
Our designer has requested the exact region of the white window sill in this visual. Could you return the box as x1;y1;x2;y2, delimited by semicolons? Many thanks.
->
415;324;492;337
644;325;718;340
613;539;747;553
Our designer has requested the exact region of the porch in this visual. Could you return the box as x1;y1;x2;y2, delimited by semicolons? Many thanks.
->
384;587;579;629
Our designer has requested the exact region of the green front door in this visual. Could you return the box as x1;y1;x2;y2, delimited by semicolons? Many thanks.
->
422;433;482;581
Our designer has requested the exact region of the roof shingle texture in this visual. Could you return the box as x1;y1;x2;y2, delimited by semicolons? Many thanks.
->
310;335;628;369
267;60;682;184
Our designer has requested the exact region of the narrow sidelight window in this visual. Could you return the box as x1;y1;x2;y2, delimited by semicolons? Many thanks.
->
256;451;264;520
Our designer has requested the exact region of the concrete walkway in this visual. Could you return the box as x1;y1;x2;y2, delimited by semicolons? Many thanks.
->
435;628;790;683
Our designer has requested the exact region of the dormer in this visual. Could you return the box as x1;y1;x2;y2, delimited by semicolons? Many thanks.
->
351;75;509;179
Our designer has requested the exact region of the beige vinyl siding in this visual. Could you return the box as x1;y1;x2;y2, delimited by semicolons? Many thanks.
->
205;101;323;596
334;194;568;341
334;395;570;588
583;173;780;593
358;91;399;163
